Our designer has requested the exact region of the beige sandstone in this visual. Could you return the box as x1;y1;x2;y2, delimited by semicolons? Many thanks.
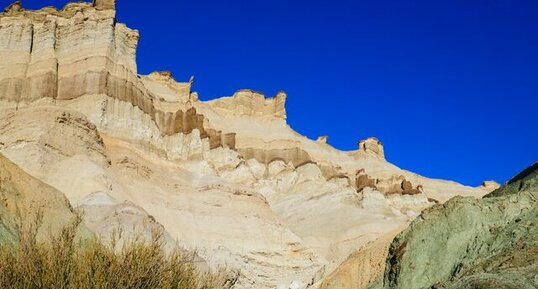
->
0;2;498;289
356;137;385;160
481;180;501;191
0;153;82;242
317;227;405;289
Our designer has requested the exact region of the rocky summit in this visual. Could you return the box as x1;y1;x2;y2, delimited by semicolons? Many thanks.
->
0;1;521;289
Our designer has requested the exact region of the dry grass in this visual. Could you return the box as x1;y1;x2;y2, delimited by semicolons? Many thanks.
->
0;213;227;289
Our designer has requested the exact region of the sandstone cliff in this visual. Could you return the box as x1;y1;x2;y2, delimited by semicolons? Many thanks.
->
0;153;80;243
0;0;234;160
0;1;501;288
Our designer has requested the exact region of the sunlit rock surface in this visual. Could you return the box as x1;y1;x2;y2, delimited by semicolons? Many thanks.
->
373;163;538;289
0;1;497;288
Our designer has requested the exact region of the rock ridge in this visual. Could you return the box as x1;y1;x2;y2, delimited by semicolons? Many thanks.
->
0;1;234;156
0;1;502;289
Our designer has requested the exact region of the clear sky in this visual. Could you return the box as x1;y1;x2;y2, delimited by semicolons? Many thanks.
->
6;0;538;186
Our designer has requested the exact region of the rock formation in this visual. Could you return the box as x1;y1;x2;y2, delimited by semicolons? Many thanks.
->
374;163;538;289
316;136;329;144
0;0;234;160
355;170;423;196
0;154;82;243
0;1;503;288
487;162;538;197
356;137;385;160
480;180;501;191
207;89;287;119
76;191;210;270
317;227;404;289
93;0;115;10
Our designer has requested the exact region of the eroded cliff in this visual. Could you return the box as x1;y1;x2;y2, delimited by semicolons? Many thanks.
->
0;1;501;289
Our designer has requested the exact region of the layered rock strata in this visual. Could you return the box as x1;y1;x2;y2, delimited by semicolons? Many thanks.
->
0;0;234;160
0;1;503;289
356;137;385;160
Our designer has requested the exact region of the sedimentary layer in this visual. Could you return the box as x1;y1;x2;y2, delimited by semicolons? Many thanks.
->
0;1;503;288
0;0;234;159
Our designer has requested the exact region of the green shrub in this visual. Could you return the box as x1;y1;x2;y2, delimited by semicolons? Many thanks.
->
0;214;226;289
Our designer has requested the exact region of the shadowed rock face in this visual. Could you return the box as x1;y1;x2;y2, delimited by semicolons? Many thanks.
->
375;163;538;289
319;228;404;289
487;162;538;198
0;154;80;243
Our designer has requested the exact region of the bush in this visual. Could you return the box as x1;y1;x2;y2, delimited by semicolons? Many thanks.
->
0;213;226;289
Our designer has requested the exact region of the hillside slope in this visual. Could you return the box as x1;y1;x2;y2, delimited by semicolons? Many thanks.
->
376;163;538;289
0;153;78;243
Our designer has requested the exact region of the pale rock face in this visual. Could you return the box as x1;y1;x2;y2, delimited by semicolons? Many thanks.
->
0;2;498;289
0;153;81;242
0;106;326;289
77;191;210;271
0;1;235;159
93;0;115;10
220;163;257;184
355;169;423;197
317;227;404;289
77;191;173;245
0;106;113;203
4;2;21;13
267;159;294;177
207;147;242;171
141;71;196;104
481;180;501;190
316;136;329;144
207;89;287;119
245;158;267;179
329;176;350;187
296;163;324;182
357;137;385;160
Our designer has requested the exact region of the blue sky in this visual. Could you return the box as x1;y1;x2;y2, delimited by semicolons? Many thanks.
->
7;0;538;186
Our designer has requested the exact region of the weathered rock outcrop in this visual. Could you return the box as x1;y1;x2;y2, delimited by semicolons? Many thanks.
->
318;227;404;289
0;1;502;289
376;163;538;289
237;146;312;167
0;0;494;198
0;106;113;202
0;1;234;160
480;180;501;191
316;136;329;144
207;89;287;119
76;191;210;271
93;0;115;10
77;191;174;246
355;170;423;196
0;105;327;289
0;153;80;243
487;162;538;197
356;137;385;160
